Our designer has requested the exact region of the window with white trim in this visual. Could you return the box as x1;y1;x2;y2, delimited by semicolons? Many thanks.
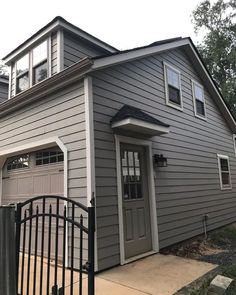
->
164;63;183;109
32;41;48;84
192;80;206;118
16;54;29;93
15;39;49;94
217;154;232;189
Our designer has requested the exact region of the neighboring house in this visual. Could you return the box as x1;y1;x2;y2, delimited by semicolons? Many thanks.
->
0;75;9;102
1;16;236;272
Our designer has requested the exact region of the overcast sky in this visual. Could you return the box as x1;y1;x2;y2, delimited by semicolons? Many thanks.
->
0;0;208;60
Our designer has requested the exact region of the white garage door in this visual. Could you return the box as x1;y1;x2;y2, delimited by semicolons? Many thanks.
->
2;148;65;259
2;148;64;205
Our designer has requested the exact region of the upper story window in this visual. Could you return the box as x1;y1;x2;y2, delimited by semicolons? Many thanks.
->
192;80;206;119
164;62;183;110
33;41;48;84
15;40;48;94
217;154;232;190
16;54;29;93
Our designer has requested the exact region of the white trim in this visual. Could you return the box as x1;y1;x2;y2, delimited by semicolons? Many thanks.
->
112;118;169;135
191;79;207;120
57;29;64;72
7;67;12;100
48;35;52;77
217;154;232;190
0;136;69;266
163;62;183;111
115;135;159;265
13;63;17;97
14;38;51;95
92;39;189;70
84;76;98;271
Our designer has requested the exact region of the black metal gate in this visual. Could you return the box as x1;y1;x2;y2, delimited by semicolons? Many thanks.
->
15;195;95;295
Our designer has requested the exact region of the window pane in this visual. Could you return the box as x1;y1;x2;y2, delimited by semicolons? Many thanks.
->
7;154;29;170
168;85;180;105
220;158;229;171
128;151;134;166
134;152;140;167
130;184;136;199
16;54;29;76
33;61;48;84
137;183;142;199
167;67;179;89
36;150;64;166
196;100;205;116
222;172;230;185
124;184;129;200
122;151;128;167
17;73;29;93
194;84;204;102
33;41;47;66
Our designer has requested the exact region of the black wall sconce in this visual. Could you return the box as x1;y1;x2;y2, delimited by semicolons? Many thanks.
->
154;154;167;167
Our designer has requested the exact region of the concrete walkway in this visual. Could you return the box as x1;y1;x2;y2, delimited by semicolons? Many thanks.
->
94;254;216;295
22;253;216;294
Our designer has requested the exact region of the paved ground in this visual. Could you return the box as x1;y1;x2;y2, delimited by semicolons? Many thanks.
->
95;254;216;295
21;253;216;294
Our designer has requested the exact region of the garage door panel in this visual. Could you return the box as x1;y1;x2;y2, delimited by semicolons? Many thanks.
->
50;173;64;194
17;176;33;195
33;174;50;195
2;178;18;196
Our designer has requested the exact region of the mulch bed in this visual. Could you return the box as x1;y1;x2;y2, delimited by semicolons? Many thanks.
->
159;223;236;294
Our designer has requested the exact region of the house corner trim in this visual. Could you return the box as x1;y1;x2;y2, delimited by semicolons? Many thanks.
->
84;76;98;271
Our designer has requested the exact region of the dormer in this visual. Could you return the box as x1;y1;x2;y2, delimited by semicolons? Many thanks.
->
3;16;117;99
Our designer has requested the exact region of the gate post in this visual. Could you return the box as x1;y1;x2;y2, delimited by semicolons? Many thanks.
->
87;205;95;295
0;206;17;295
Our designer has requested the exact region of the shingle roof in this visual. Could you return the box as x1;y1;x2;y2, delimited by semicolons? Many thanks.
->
111;105;169;127
93;37;183;60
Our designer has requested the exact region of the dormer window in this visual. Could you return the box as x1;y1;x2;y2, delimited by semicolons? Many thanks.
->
16;54;29;93
33;41;48;84
15;40;48;94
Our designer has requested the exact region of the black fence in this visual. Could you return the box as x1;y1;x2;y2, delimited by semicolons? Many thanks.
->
14;195;95;295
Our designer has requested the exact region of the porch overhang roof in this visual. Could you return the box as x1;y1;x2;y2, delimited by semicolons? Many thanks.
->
111;105;170;136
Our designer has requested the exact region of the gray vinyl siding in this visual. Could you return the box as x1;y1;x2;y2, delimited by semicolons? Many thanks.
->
64;31;107;68
92;48;236;271
0;80;88;266
0;82;8;102
51;32;58;75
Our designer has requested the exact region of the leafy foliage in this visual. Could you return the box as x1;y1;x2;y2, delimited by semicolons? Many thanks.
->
192;0;236;117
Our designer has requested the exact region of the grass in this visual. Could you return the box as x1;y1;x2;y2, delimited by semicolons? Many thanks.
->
209;225;236;247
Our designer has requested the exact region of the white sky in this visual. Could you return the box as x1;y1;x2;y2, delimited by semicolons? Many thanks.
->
0;0;208;59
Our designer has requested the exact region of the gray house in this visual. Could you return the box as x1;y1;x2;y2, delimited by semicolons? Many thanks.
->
1;16;236;272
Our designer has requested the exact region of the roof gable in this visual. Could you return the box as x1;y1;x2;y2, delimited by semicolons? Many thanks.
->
91;37;236;133
3;16;118;64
